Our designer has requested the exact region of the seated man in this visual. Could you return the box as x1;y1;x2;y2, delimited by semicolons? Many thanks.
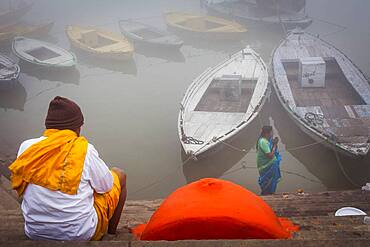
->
9;96;127;240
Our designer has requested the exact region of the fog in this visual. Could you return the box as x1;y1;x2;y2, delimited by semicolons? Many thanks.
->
0;0;370;199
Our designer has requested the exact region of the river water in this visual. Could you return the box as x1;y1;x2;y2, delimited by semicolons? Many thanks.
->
0;0;369;199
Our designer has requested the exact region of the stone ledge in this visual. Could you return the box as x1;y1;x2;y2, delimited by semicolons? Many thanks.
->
1;239;370;247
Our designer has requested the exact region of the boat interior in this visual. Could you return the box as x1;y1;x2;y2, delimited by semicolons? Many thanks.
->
281;57;370;144
195;75;257;113
130;28;163;39
178;18;224;31
283;58;365;107
25;46;61;61
79;30;118;48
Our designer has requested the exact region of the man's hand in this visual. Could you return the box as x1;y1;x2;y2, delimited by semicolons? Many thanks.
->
111;167;126;182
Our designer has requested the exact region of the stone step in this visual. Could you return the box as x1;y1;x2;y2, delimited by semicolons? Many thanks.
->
0;239;370;247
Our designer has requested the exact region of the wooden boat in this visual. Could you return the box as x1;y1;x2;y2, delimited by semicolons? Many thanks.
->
164;12;247;39
271;30;370;157
118;20;183;50
0;21;54;44
0;1;33;26
66;25;134;61
12;36;77;68
178;47;268;158
203;0;312;30
0;53;20;90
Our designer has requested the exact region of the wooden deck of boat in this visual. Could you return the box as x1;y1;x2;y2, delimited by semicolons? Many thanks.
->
195;79;256;113
0;174;369;246
273;32;370;153
284;60;365;107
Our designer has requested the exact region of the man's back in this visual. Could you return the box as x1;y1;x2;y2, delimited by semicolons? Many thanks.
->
19;137;113;240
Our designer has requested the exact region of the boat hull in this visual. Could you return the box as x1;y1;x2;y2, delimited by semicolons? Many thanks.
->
66;26;134;62
164;12;247;41
166;25;246;41
0;54;20;91
204;2;312;30
272;82;365;158
0;22;54;44
270;32;370;158
125;37;183;51
12;37;77;68
119;20;183;50
179;48;269;160
179;91;269;161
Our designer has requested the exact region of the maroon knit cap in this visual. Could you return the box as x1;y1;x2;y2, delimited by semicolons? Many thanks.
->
45;96;84;130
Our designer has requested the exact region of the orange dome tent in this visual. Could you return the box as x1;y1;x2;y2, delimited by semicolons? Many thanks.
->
132;178;298;240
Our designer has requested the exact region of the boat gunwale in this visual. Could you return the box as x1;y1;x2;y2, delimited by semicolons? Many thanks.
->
65;25;134;57
178;47;269;157
0;54;20;81
118;19;183;47
164;11;247;34
270;31;370;157
204;1;313;25
12;36;77;68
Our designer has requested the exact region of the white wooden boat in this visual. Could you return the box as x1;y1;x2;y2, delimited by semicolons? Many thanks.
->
203;0;312;30
12;36;77;68
118;20;183;50
271;30;370;157
179;47;268;158
0;53;20;90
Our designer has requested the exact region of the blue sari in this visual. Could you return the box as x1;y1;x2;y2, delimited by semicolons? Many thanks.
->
258;139;282;195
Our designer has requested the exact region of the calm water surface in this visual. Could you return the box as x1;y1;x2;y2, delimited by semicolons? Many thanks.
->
0;0;369;199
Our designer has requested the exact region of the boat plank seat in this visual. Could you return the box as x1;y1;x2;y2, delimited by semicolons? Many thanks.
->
272;31;370;155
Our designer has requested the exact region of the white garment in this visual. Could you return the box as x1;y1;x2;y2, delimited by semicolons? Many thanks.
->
17;136;114;240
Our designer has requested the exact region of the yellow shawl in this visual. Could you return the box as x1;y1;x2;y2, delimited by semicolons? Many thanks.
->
9;129;88;197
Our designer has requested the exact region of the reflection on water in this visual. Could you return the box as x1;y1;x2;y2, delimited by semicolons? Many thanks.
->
0;81;27;111
0;0;369;200
19;61;81;85
182;117;260;183
72;48;138;75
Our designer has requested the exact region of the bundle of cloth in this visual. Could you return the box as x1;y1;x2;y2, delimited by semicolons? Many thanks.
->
132;178;298;241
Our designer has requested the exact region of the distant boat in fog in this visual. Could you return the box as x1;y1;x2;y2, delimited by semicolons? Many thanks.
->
203;0;312;30
164;12;247;40
271;30;370;157
0;21;53;44
0;53;20;90
66;25;134;61
0;1;33;26
118;19;183;50
179;47;268;158
12;36;77;68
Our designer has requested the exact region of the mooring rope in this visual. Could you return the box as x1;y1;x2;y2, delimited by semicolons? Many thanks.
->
219;138;327;154
220;161;322;184
131;135;328;196
131;138;214;196
333;148;362;188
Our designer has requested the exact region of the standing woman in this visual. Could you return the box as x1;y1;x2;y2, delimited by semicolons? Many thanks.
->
256;126;282;195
